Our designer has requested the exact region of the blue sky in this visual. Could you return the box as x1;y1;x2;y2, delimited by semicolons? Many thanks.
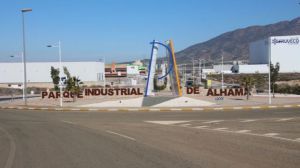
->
0;0;300;63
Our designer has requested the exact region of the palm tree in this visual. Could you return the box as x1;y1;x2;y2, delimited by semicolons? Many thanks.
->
63;67;84;102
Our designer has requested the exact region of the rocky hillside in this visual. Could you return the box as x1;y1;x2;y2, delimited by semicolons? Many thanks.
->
175;17;300;64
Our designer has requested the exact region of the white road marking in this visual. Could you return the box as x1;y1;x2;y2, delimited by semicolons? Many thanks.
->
40;108;49;110
236;130;251;133
263;133;279;137
148;120;300;143
214;127;228;130
240;119;257;123
233;107;243;110
0;126;16;168
106;130;136;141
55;108;62;111
71;108;80;111
8;107;14;109
128;108;139;111
170;108;182;111
277;118;294;122
61;120;76;125
194;126;209;129
149;108;160;111
297;105;300;107
197;127;299;143
192;108;203;111
283;105;292;108
17;107;24;109
180;123;191;127
251;106;261;109
28;108;36;110
145;120;191;125
214;108;224;110
268;106;278;108
203;120;224;124
108;109;118;111
88;109;98;111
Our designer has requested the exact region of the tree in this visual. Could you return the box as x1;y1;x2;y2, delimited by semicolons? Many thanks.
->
270;62;280;98
63;67;83;101
63;66;71;79
253;73;266;93
50;66;60;91
240;75;255;100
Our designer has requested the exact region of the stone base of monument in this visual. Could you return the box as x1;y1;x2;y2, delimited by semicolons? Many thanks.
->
79;96;214;108
152;97;215;107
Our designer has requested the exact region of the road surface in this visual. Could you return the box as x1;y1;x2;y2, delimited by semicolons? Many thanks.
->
0;108;299;168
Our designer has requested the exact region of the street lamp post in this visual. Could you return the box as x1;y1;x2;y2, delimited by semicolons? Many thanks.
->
47;41;63;107
268;40;272;105
21;8;32;106
221;55;224;88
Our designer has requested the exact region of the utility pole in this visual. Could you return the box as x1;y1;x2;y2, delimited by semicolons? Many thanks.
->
199;59;202;85
184;64;187;86
47;41;63;107
103;56;106;87
192;58;195;85
221;55;224;88
268;40;272;104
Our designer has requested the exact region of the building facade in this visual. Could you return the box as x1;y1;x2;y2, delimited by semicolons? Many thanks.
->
0;61;105;83
250;35;300;73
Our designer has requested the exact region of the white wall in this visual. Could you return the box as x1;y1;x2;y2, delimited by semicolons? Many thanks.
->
270;35;300;73
0;61;105;83
250;35;300;73
213;65;233;73
239;64;269;74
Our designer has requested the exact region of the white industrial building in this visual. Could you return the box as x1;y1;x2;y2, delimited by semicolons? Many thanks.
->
0;61;105;84
250;35;300;73
213;65;234;74
213;64;268;74
126;65;140;75
238;64;269;74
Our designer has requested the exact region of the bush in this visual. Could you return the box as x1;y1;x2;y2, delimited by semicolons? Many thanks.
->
276;84;300;95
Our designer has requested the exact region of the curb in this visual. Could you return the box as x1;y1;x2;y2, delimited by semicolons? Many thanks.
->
1;104;300;112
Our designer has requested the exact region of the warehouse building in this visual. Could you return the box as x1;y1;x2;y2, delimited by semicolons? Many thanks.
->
238;64;269;74
250;35;300;73
0;61;105;84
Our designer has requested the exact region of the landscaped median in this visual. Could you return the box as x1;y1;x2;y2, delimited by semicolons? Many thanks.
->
1;104;300;112
1;92;300;112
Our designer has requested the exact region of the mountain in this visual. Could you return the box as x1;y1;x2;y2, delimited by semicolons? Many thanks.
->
175;17;300;64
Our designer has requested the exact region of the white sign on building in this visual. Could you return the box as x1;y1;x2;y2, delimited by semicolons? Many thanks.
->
126;65;140;75
250;35;300;73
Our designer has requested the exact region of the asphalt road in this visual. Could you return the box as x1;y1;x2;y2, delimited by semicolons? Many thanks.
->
0;108;299;168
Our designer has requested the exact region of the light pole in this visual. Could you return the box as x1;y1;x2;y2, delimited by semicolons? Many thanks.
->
103;56;106;87
192;58;195;85
21;8;32;106
221;55;224;88
268;39;272;104
198;59;205;85
47;41;63;107
10;52;25;100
